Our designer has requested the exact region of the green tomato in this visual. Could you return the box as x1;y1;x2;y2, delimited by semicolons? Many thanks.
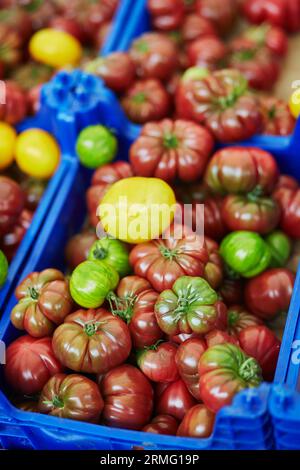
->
220;231;271;278
265;230;291;268
88;238;131;278
0;250;8;287
70;260;119;308
76;125;117;169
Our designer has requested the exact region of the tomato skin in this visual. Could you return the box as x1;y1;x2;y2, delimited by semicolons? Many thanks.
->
148;0;185;30
11;269;73;337
0;80;27;124
85;52;136;93
130;119;214;183
259;96;295;136
204;147;279;196
88;238;131;278
0;209;33;262
49;16;84;42
156;379;197;420
245;268;295;320
175;337;206;400
205;329;239;348
238;325;281;381
4;336;64;395
0;176;24;236
265;230;292;267
196;0;238;35
142;414;178;435
38;373;104;424
121;79;170;124
204;237;223;289
219;278;244;306
227;305;263;336
65;230;97;270
199;343;262;412
137;342;179;383
129;32;178;80
76;125;117;170
181;13;217;43
52;308;131;374
101;364;153;430
243;24;288;57
243;0;300;32
273;187;300;238
177;404;215;437
176;69;262;142
155;276;227;335
187;36;227;70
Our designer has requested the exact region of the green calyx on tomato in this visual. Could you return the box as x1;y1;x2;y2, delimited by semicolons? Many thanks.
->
28;286;39;300
88;238;131;278
265;230;291;268
238;356;262;382
159;245;180;261
163;133;179;149
0;249;8;287
44;395;64;409
106;291;136;323
132;92;146;104
220;231;271;278
216;76;248;110
135;40;149;53
76;125;117;170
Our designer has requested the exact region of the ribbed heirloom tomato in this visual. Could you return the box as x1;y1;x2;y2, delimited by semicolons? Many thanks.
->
196;0;238;35
187;36;227;70
177;404;215;437
147;0;185;30
142;415;179;435
273;185;300;238
227;305;263;336
259;96;295;136
0;176;24;236
175;337;206;400
137;341;179;383
156;379;197;420
85;52;135;92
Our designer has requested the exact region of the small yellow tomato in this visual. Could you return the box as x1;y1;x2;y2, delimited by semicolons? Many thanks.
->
15;129;60;179
289;88;300;118
29;28;82;68
99;177;176;244
0;122;17;170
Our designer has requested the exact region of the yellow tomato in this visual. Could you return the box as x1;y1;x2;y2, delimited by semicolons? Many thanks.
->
29;28;82;68
289;88;300;118
0;122;17;170
99;177;176;244
15;129;60;179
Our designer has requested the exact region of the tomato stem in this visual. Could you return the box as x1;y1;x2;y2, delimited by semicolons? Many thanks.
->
239;357;261;382
28;287;39;300
163;133;179;149
159;245;179;260
44;396;64;409
107;291;136;323
92;247;107;260
132;92;146;104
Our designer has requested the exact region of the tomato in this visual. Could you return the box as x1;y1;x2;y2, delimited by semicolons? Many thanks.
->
137;341;179;383
52;308;131;374
243;24;288;57
187;36;227;70
227;305;263;336
156;379;197;420
11;269;73;337
265;230;292;267
204;147;279;196
29;28;82;68
21;177;47;211
177;404;215;437
99;177;176;244
181;13;217;43
0;80;27;125
112;275;163;348
129;230;209;292
142;414;178;435
176;69;263;142
199;343;262;412
0;24;22;68
85;52;135;93
204;237;223;289
243;0;300;32
86;161;133;227
70;260;119;308
221;194;281;234
175;337;206;399
275;174;299;191
196;0;238;35
88;238;131;278
228;38;280;91
65;230;97;270
101;364;153;430
121;79;170;124
148;0;184;30
4;336;64;395
15;400;39;413
0;7;32;44
130;119;214;183
0;249;8;287
205;329;239;347
76;125;117;170
238;325;281;381
0;209;33;261
38;373;104;423
220;231;271;278
11;61;53;92
245;268;295;320
0;176;24;236
49;16;84;42
287;240;300;274
0;122;16;170
155;276;227;335
219;277;244;306
259;96;295;136
273;186;300;238
129;32;178;80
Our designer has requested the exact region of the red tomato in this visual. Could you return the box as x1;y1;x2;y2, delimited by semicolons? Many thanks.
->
177;404;215;437
114;275;163;348
175;337;206;400
148;0;185;30
187;36;227;70
137;341;179;383
0;176;24;236
49;16;84;42
65;230;97;270
259;96;295;136
0;80;27;124
243;0;300;32
245;268;295;320
204;237;223;289
121;79;170;124
156;379;197;420
238;325;281;381
130;119;213;183
93;21;112;50
274;174;299;191
142;414;178;435
181;13;217;43
273;186;300;238
205;329;239;347
0;209;33;262
52;308;132;374
243;24;288;57
176;69;263;142
129;32;178;80
38;373;104;423
227;305;263;336
4;336;64;395
219;278;244;306
101;364;153;430
196;0;238;35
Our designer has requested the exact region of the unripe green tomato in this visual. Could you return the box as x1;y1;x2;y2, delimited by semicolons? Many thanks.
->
76;125;117;169
265;230;291;267
0;250;8;287
88;238;131;278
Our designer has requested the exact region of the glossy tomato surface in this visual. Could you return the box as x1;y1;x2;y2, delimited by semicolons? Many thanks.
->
175;337;206;400
0;176;24;236
177;404;215;437
156;379;197;420
137;341;179;383
142;414;178;435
